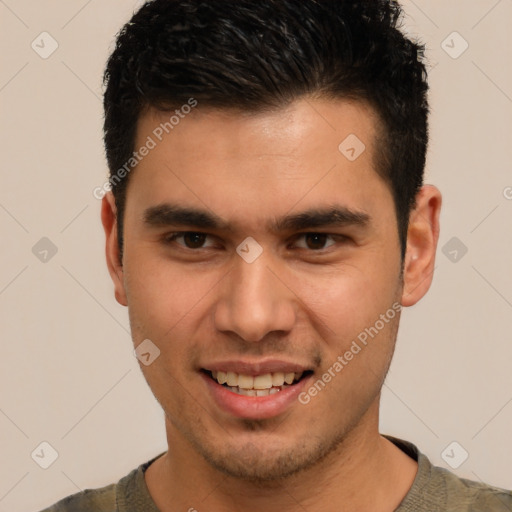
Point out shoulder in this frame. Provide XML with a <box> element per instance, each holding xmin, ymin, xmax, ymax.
<box><xmin>429</xmin><ymin>463</ymin><xmax>512</xmax><ymax>511</ymax></box>
<box><xmin>384</xmin><ymin>435</ymin><xmax>512</xmax><ymax>511</ymax></box>
<box><xmin>38</xmin><ymin>483</ymin><xmax>117</xmax><ymax>512</ymax></box>
<box><xmin>37</xmin><ymin>452</ymin><xmax>164</xmax><ymax>512</ymax></box>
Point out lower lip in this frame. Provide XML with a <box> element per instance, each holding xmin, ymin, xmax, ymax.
<box><xmin>201</xmin><ymin>372</ymin><xmax>312</xmax><ymax>420</ymax></box>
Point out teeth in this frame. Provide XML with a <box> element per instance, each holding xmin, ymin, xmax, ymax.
<box><xmin>272</xmin><ymin>372</ymin><xmax>284</xmax><ymax>386</ymax></box>
<box><xmin>253</xmin><ymin>374</ymin><xmax>273</xmax><ymax>389</ymax></box>
<box><xmin>232</xmin><ymin>387</ymin><xmax>279</xmax><ymax>397</ymax></box>
<box><xmin>211</xmin><ymin>370</ymin><xmax>305</xmax><ymax>391</ymax></box>
<box><xmin>238</xmin><ymin>374</ymin><xmax>254</xmax><ymax>389</ymax></box>
<box><xmin>284</xmin><ymin>372</ymin><xmax>295</xmax><ymax>385</ymax></box>
<box><xmin>226</xmin><ymin>371</ymin><xmax>238</xmax><ymax>386</ymax></box>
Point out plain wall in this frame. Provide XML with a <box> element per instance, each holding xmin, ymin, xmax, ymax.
<box><xmin>0</xmin><ymin>1</ymin><xmax>511</xmax><ymax>510</ymax></box>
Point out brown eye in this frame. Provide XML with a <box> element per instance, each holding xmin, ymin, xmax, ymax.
<box><xmin>304</xmin><ymin>233</ymin><xmax>329</xmax><ymax>250</ymax></box>
<box><xmin>294</xmin><ymin>233</ymin><xmax>337</xmax><ymax>251</ymax></box>
<box><xmin>163</xmin><ymin>232</ymin><xmax>213</xmax><ymax>249</ymax></box>
<box><xmin>182</xmin><ymin>232</ymin><xmax>207</xmax><ymax>248</ymax></box>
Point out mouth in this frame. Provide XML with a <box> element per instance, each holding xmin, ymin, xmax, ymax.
<box><xmin>201</xmin><ymin>369</ymin><xmax>314</xmax><ymax>397</ymax></box>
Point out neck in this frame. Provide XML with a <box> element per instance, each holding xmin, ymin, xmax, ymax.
<box><xmin>145</xmin><ymin>400</ymin><xmax>418</xmax><ymax>512</ymax></box>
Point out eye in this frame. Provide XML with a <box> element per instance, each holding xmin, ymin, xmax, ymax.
<box><xmin>163</xmin><ymin>232</ymin><xmax>215</xmax><ymax>249</ymax></box>
<box><xmin>293</xmin><ymin>233</ymin><xmax>340</xmax><ymax>251</ymax></box>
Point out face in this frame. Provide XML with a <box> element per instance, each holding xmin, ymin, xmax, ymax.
<box><xmin>103</xmin><ymin>98</ymin><xmax>435</xmax><ymax>482</ymax></box>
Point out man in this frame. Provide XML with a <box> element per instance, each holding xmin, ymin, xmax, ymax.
<box><xmin>41</xmin><ymin>0</ymin><xmax>511</xmax><ymax>511</ymax></box>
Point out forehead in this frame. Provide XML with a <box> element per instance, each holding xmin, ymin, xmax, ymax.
<box><xmin>137</xmin><ymin>97</ymin><xmax>380</xmax><ymax>162</ymax></box>
<box><xmin>126</xmin><ymin>98</ymin><xmax>393</xmax><ymax>232</ymax></box>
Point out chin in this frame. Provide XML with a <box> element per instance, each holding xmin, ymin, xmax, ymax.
<box><xmin>191</xmin><ymin>432</ymin><xmax>341</xmax><ymax>484</ymax></box>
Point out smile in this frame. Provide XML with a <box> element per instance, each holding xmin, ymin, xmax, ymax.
<box><xmin>200</xmin><ymin>361</ymin><xmax>314</xmax><ymax>419</ymax></box>
<box><xmin>206</xmin><ymin>370</ymin><xmax>308</xmax><ymax>397</ymax></box>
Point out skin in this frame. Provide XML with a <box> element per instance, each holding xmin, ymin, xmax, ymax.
<box><xmin>102</xmin><ymin>97</ymin><xmax>441</xmax><ymax>512</ymax></box>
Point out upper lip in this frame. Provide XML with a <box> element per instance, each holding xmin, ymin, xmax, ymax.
<box><xmin>202</xmin><ymin>359</ymin><xmax>312</xmax><ymax>375</ymax></box>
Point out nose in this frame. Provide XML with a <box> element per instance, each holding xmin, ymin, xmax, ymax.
<box><xmin>214</xmin><ymin>252</ymin><xmax>296</xmax><ymax>343</ymax></box>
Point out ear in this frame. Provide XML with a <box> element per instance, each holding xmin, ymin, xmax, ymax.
<box><xmin>401</xmin><ymin>185</ymin><xmax>442</xmax><ymax>307</ymax></box>
<box><xmin>101</xmin><ymin>192</ymin><xmax>128</xmax><ymax>306</ymax></box>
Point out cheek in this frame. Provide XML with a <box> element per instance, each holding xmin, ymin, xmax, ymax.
<box><xmin>294</xmin><ymin>256</ymin><xmax>400</xmax><ymax>346</ymax></box>
<box><xmin>123</xmin><ymin>252</ymin><xmax>218</xmax><ymax>337</ymax></box>
<box><xmin>123</xmin><ymin>260</ymin><xmax>210</xmax><ymax>408</ymax></box>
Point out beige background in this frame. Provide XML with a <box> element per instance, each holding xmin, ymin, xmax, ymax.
<box><xmin>1</xmin><ymin>1</ymin><xmax>511</xmax><ymax>510</ymax></box>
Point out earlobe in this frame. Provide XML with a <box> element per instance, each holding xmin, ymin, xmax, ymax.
<box><xmin>401</xmin><ymin>185</ymin><xmax>442</xmax><ymax>307</ymax></box>
<box><xmin>101</xmin><ymin>192</ymin><xmax>128</xmax><ymax>307</ymax></box>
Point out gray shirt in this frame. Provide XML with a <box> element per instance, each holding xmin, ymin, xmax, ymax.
<box><xmin>39</xmin><ymin>435</ymin><xmax>512</xmax><ymax>511</ymax></box>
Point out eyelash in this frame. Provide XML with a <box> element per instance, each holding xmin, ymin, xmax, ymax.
<box><xmin>161</xmin><ymin>231</ymin><xmax>349</xmax><ymax>252</ymax></box>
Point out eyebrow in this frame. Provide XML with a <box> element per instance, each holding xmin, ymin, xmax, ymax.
<box><xmin>142</xmin><ymin>203</ymin><xmax>371</xmax><ymax>233</ymax></box>
<box><xmin>271</xmin><ymin>206</ymin><xmax>370</xmax><ymax>232</ymax></box>
<box><xmin>143</xmin><ymin>204</ymin><xmax>230</xmax><ymax>230</ymax></box>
